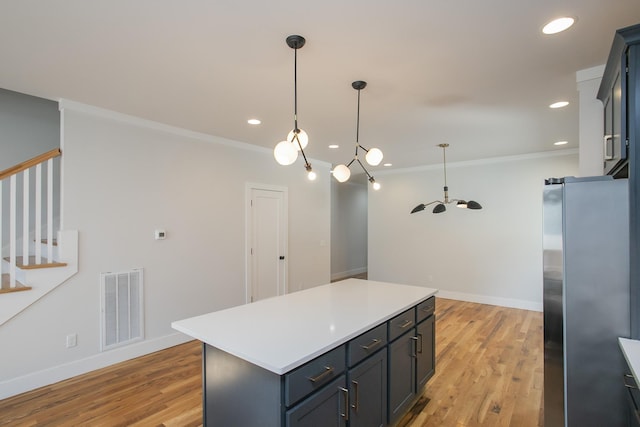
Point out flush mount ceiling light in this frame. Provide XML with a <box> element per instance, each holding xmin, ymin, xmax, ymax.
<box><xmin>410</xmin><ymin>143</ymin><xmax>482</xmax><ymax>214</ymax></box>
<box><xmin>549</xmin><ymin>101</ymin><xmax>569</xmax><ymax>109</ymax></box>
<box><xmin>542</xmin><ymin>17</ymin><xmax>575</xmax><ymax>35</ymax></box>
<box><xmin>332</xmin><ymin>81</ymin><xmax>383</xmax><ymax>190</ymax></box>
<box><xmin>273</xmin><ymin>35</ymin><xmax>315</xmax><ymax>181</ymax></box>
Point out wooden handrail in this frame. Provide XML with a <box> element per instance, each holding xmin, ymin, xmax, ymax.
<box><xmin>0</xmin><ymin>148</ymin><xmax>61</xmax><ymax>181</ymax></box>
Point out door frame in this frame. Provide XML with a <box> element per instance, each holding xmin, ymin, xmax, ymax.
<box><xmin>245</xmin><ymin>183</ymin><xmax>289</xmax><ymax>304</ymax></box>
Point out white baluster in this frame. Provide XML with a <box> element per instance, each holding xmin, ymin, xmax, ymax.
<box><xmin>47</xmin><ymin>158</ymin><xmax>53</xmax><ymax>262</ymax></box>
<box><xmin>35</xmin><ymin>164</ymin><xmax>42</xmax><ymax>264</ymax></box>
<box><xmin>23</xmin><ymin>169</ymin><xmax>30</xmax><ymax>267</ymax></box>
<box><xmin>10</xmin><ymin>175</ymin><xmax>16</xmax><ymax>287</ymax></box>
<box><xmin>0</xmin><ymin>181</ymin><xmax>3</xmax><ymax>280</ymax></box>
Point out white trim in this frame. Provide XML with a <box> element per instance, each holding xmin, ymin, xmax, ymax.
<box><xmin>0</xmin><ymin>332</ymin><xmax>193</xmax><ymax>400</ymax></box>
<box><xmin>58</xmin><ymin>99</ymin><xmax>333</xmax><ymax>168</ymax></box>
<box><xmin>436</xmin><ymin>289</ymin><xmax>542</xmax><ymax>312</ymax></box>
<box><xmin>376</xmin><ymin>148</ymin><xmax>579</xmax><ymax>176</ymax></box>
<box><xmin>331</xmin><ymin>267</ymin><xmax>367</xmax><ymax>282</ymax></box>
<box><xmin>576</xmin><ymin>64</ymin><xmax>605</xmax><ymax>83</ymax></box>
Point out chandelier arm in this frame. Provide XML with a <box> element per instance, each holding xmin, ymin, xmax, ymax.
<box><xmin>356</xmin><ymin>158</ymin><xmax>374</xmax><ymax>181</ymax></box>
<box><xmin>346</xmin><ymin>159</ymin><xmax>355</xmax><ymax>168</ymax></box>
<box><xmin>442</xmin><ymin>144</ymin><xmax>447</xmax><ymax>188</ymax></box>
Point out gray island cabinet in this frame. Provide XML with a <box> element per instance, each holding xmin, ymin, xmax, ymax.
<box><xmin>172</xmin><ymin>279</ymin><xmax>437</xmax><ymax>426</ymax></box>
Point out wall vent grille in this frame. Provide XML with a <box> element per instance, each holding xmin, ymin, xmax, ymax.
<box><xmin>100</xmin><ymin>268</ymin><xmax>144</xmax><ymax>351</ymax></box>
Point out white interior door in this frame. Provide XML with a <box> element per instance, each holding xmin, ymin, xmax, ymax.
<box><xmin>247</xmin><ymin>185</ymin><xmax>287</xmax><ymax>302</ymax></box>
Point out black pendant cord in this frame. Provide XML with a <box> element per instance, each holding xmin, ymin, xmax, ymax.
<box><xmin>293</xmin><ymin>47</ymin><xmax>298</xmax><ymax>133</ymax></box>
<box><xmin>290</xmin><ymin>41</ymin><xmax>310</xmax><ymax>170</ymax></box>
<box><xmin>442</xmin><ymin>144</ymin><xmax>448</xmax><ymax>188</ymax></box>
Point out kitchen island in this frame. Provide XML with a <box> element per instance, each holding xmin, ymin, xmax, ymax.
<box><xmin>172</xmin><ymin>278</ymin><xmax>438</xmax><ymax>426</ymax></box>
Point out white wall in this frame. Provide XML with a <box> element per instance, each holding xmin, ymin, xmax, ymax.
<box><xmin>331</xmin><ymin>176</ymin><xmax>368</xmax><ymax>280</ymax></box>
<box><xmin>368</xmin><ymin>151</ymin><xmax>578</xmax><ymax>311</ymax></box>
<box><xmin>0</xmin><ymin>101</ymin><xmax>331</xmax><ymax>397</ymax></box>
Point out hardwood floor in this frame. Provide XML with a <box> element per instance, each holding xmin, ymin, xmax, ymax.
<box><xmin>0</xmin><ymin>298</ymin><xmax>543</xmax><ymax>426</ymax></box>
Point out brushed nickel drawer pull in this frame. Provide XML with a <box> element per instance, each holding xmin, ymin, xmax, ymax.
<box><xmin>624</xmin><ymin>374</ymin><xmax>638</xmax><ymax>389</ymax></box>
<box><xmin>410</xmin><ymin>336</ymin><xmax>419</xmax><ymax>358</ymax></box>
<box><xmin>421</xmin><ymin>305</ymin><xmax>434</xmax><ymax>312</ymax></box>
<box><xmin>360</xmin><ymin>338</ymin><xmax>381</xmax><ymax>350</ymax></box>
<box><xmin>308</xmin><ymin>366</ymin><xmax>334</xmax><ymax>383</ymax></box>
<box><xmin>351</xmin><ymin>380</ymin><xmax>359</xmax><ymax>412</ymax></box>
<box><xmin>339</xmin><ymin>387</ymin><xmax>349</xmax><ymax>421</ymax></box>
<box><xmin>398</xmin><ymin>319</ymin><xmax>413</xmax><ymax>329</ymax></box>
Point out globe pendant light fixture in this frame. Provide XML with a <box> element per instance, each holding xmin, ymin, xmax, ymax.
<box><xmin>273</xmin><ymin>35</ymin><xmax>315</xmax><ymax>180</ymax></box>
<box><xmin>332</xmin><ymin>80</ymin><xmax>383</xmax><ymax>190</ymax></box>
<box><xmin>410</xmin><ymin>143</ymin><xmax>482</xmax><ymax>214</ymax></box>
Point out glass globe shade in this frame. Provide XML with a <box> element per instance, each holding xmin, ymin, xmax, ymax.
<box><xmin>372</xmin><ymin>182</ymin><xmax>381</xmax><ymax>191</ymax></box>
<box><xmin>287</xmin><ymin>129</ymin><xmax>309</xmax><ymax>150</ymax></box>
<box><xmin>308</xmin><ymin>170</ymin><xmax>317</xmax><ymax>181</ymax></box>
<box><xmin>332</xmin><ymin>164</ymin><xmax>351</xmax><ymax>182</ymax></box>
<box><xmin>274</xmin><ymin>140</ymin><xmax>298</xmax><ymax>165</ymax></box>
<box><xmin>365</xmin><ymin>148</ymin><xmax>383</xmax><ymax>166</ymax></box>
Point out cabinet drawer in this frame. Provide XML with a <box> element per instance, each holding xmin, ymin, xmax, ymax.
<box><xmin>417</xmin><ymin>297</ymin><xmax>435</xmax><ymax>323</ymax></box>
<box><xmin>388</xmin><ymin>307</ymin><xmax>416</xmax><ymax>342</ymax></box>
<box><xmin>347</xmin><ymin>323</ymin><xmax>387</xmax><ymax>367</ymax></box>
<box><xmin>285</xmin><ymin>344</ymin><xmax>346</xmax><ymax>407</ymax></box>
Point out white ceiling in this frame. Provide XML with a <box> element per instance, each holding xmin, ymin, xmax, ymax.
<box><xmin>1</xmin><ymin>1</ymin><xmax>639</xmax><ymax>171</ymax></box>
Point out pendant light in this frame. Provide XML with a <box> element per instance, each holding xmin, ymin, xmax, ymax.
<box><xmin>273</xmin><ymin>35</ymin><xmax>315</xmax><ymax>180</ymax></box>
<box><xmin>410</xmin><ymin>143</ymin><xmax>482</xmax><ymax>214</ymax></box>
<box><xmin>332</xmin><ymin>80</ymin><xmax>383</xmax><ymax>190</ymax></box>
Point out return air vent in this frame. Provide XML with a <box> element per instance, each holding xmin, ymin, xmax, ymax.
<box><xmin>100</xmin><ymin>268</ymin><xmax>144</xmax><ymax>351</ymax></box>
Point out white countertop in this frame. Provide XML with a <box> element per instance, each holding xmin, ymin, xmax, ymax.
<box><xmin>172</xmin><ymin>279</ymin><xmax>437</xmax><ymax>375</ymax></box>
<box><xmin>619</xmin><ymin>337</ymin><xmax>640</xmax><ymax>379</ymax></box>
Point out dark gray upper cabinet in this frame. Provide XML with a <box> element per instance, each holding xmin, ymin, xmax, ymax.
<box><xmin>599</xmin><ymin>24</ymin><xmax>640</xmax><ymax>340</ymax></box>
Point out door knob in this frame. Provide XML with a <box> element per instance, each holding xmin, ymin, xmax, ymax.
<box><xmin>279</xmin><ymin>256</ymin><xmax>285</xmax><ymax>260</ymax></box>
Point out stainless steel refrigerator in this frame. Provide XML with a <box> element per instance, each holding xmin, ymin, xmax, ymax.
<box><xmin>543</xmin><ymin>176</ymin><xmax>630</xmax><ymax>427</ymax></box>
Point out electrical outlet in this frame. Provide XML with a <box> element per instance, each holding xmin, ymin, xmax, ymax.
<box><xmin>66</xmin><ymin>333</ymin><xmax>77</xmax><ymax>348</ymax></box>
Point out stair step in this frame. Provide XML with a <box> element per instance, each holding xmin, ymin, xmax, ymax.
<box><xmin>0</xmin><ymin>274</ymin><xmax>31</xmax><ymax>294</ymax></box>
<box><xmin>38</xmin><ymin>239</ymin><xmax>58</xmax><ymax>246</ymax></box>
<box><xmin>3</xmin><ymin>256</ymin><xmax>68</xmax><ymax>270</ymax></box>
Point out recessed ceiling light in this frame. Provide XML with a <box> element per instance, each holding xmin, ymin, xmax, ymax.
<box><xmin>328</xmin><ymin>144</ymin><xmax>339</xmax><ymax>149</ymax></box>
<box><xmin>554</xmin><ymin>140</ymin><xmax>569</xmax><ymax>146</ymax></box>
<box><xmin>543</xmin><ymin>17</ymin><xmax>575</xmax><ymax>35</ymax></box>
<box><xmin>383</xmin><ymin>163</ymin><xmax>392</xmax><ymax>167</ymax></box>
<box><xmin>549</xmin><ymin>101</ymin><xmax>569</xmax><ymax>109</ymax></box>
<box><xmin>247</xmin><ymin>119</ymin><xmax>261</xmax><ymax>125</ymax></box>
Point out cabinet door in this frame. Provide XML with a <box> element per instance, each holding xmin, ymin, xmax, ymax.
<box><xmin>348</xmin><ymin>349</ymin><xmax>387</xmax><ymax>427</ymax></box>
<box><xmin>416</xmin><ymin>315</ymin><xmax>435</xmax><ymax>389</ymax></box>
<box><xmin>388</xmin><ymin>330</ymin><xmax>416</xmax><ymax>425</ymax></box>
<box><xmin>286</xmin><ymin>375</ymin><xmax>347</xmax><ymax>427</ymax></box>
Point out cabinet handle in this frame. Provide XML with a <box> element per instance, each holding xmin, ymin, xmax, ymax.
<box><xmin>339</xmin><ymin>387</ymin><xmax>349</xmax><ymax>421</ymax></box>
<box><xmin>417</xmin><ymin>333</ymin><xmax>424</xmax><ymax>354</ymax></box>
<box><xmin>307</xmin><ymin>366</ymin><xmax>334</xmax><ymax>383</ymax></box>
<box><xmin>624</xmin><ymin>373</ymin><xmax>637</xmax><ymax>389</ymax></box>
<box><xmin>351</xmin><ymin>380</ymin><xmax>359</xmax><ymax>412</ymax></box>
<box><xmin>398</xmin><ymin>319</ymin><xmax>413</xmax><ymax>329</ymax></box>
<box><xmin>410</xmin><ymin>336</ymin><xmax>418</xmax><ymax>358</ymax></box>
<box><xmin>360</xmin><ymin>338</ymin><xmax>381</xmax><ymax>351</ymax></box>
<box><xmin>604</xmin><ymin>135</ymin><xmax>614</xmax><ymax>160</ymax></box>
<box><xmin>421</xmin><ymin>305</ymin><xmax>434</xmax><ymax>312</ymax></box>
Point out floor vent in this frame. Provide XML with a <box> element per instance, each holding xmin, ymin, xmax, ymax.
<box><xmin>100</xmin><ymin>268</ymin><xmax>144</xmax><ymax>351</ymax></box>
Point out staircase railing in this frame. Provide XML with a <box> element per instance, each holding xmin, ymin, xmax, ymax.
<box><xmin>0</xmin><ymin>148</ymin><xmax>61</xmax><ymax>291</ymax></box>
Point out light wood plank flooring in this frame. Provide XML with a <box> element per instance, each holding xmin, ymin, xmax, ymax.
<box><xmin>0</xmin><ymin>298</ymin><xmax>543</xmax><ymax>426</ymax></box>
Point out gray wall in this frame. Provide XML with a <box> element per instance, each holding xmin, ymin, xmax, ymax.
<box><xmin>0</xmin><ymin>88</ymin><xmax>59</xmax><ymax>169</ymax></box>
<box><xmin>0</xmin><ymin>88</ymin><xmax>60</xmax><ymax>251</ymax></box>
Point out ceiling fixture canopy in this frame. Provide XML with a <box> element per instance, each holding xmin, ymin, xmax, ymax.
<box><xmin>273</xmin><ymin>35</ymin><xmax>315</xmax><ymax>181</ymax></box>
<box><xmin>332</xmin><ymin>80</ymin><xmax>383</xmax><ymax>190</ymax></box>
<box><xmin>410</xmin><ymin>143</ymin><xmax>482</xmax><ymax>214</ymax></box>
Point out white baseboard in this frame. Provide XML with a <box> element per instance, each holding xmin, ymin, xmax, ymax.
<box><xmin>0</xmin><ymin>332</ymin><xmax>193</xmax><ymax>400</ymax></box>
<box><xmin>436</xmin><ymin>289</ymin><xmax>542</xmax><ymax>312</ymax></box>
<box><xmin>331</xmin><ymin>267</ymin><xmax>367</xmax><ymax>282</ymax></box>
